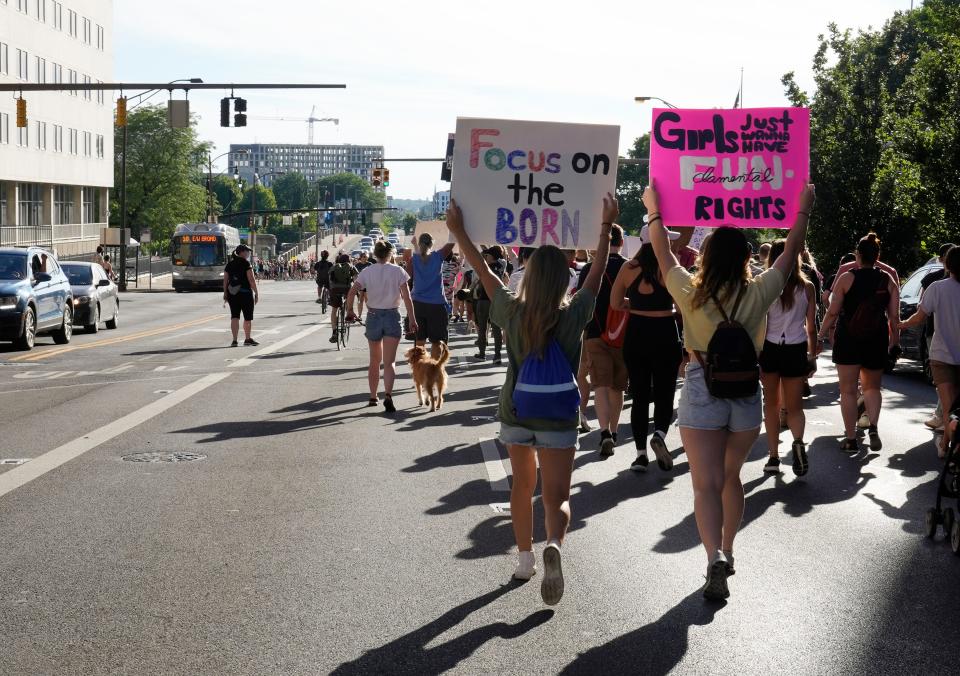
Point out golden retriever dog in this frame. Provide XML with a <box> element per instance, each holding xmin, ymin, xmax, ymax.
<box><xmin>405</xmin><ymin>342</ymin><xmax>450</xmax><ymax>411</ymax></box>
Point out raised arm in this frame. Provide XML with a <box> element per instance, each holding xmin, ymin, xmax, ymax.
<box><xmin>445</xmin><ymin>199</ymin><xmax>504</xmax><ymax>302</ymax></box>
<box><xmin>579</xmin><ymin>193</ymin><xmax>618</xmax><ymax>295</ymax></box>
<box><xmin>438</xmin><ymin>241</ymin><xmax>456</xmax><ymax>259</ymax></box>
<box><xmin>772</xmin><ymin>183</ymin><xmax>816</xmax><ymax>279</ymax></box>
<box><xmin>642</xmin><ymin>183</ymin><xmax>680</xmax><ymax>272</ymax></box>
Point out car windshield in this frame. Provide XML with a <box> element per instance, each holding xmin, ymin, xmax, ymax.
<box><xmin>901</xmin><ymin>267</ymin><xmax>931</xmax><ymax>300</ymax></box>
<box><xmin>0</xmin><ymin>253</ymin><xmax>27</xmax><ymax>280</ymax></box>
<box><xmin>62</xmin><ymin>265</ymin><xmax>93</xmax><ymax>285</ymax></box>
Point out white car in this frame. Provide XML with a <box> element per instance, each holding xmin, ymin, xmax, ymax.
<box><xmin>358</xmin><ymin>237</ymin><xmax>375</xmax><ymax>253</ymax></box>
<box><xmin>367</xmin><ymin>230</ymin><xmax>383</xmax><ymax>239</ymax></box>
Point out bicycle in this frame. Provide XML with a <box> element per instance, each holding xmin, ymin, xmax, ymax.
<box><xmin>318</xmin><ymin>285</ymin><xmax>329</xmax><ymax>313</ymax></box>
<box><xmin>336</xmin><ymin>303</ymin><xmax>350</xmax><ymax>350</ymax></box>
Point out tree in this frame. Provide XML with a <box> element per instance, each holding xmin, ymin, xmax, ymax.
<box><xmin>782</xmin><ymin>0</ymin><xmax>960</xmax><ymax>273</ymax></box>
<box><xmin>110</xmin><ymin>105</ymin><xmax>210</xmax><ymax>243</ymax></box>
<box><xmin>272</xmin><ymin>172</ymin><xmax>310</xmax><ymax>210</ymax></box>
<box><xmin>236</xmin><ymin>184</ymin><xmax>280</xmax><ymax>231</ymax></box>
<box><xmin>615</xmin><ymin>134</ymin><xmax>651</xmax><ymax>234</ymax></box>
<box><xmin>312</xmin><ymin>172</ymin><xmax>387</xmax><ymax>211</ymax></box>
<box><xmin>210</xmin><ymin>175</ymin><xmax>242</xmax><ymax>220</ymax></box>
<box><xmin>402</xmin><ymin>213</ymin><xmax>418</xmax><ymax>233</ymax></box>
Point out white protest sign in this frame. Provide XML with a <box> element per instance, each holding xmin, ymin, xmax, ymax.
<box><xmin>450</xmin><ymin>118</ymin><xmax>619</xmax><ymax>248</ymax></box>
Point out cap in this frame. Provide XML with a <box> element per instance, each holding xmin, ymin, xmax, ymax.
<box><xmin>639</xmin><ymin>223</ymin><xmax>680</xmax><ymax>244</ymax></box>
<box><xmin>235</xmin><ymin>244</ymin><xmax>252</xmax><ymax>254</ymax></box>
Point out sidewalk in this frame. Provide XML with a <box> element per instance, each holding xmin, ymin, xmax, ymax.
<box><xmin>122</xmin><ymin>273</ymin><xmax>173</xmax><ymax>293</ymax></box>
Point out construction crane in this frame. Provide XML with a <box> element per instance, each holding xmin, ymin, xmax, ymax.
<box><xmin>248</xmin><ymin>106</ymin><xmax>339</xmax><ymax>144</ymax></box>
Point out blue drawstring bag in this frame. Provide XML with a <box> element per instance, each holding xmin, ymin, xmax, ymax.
<box><xmin>512</xmin><ymin>338</ymin><xmax>581</xmax><ymax>421</ymax></box>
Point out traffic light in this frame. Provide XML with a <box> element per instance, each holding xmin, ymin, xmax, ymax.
<box><xmin>233</xmin><ymin>98</ymin><xmax>247</xmax><ymax>127</ymax></box>
<box><xmin>16</xmin><ymin>98</ymin><xmax>27</xmax><ymax>128</ymax></box>
<box><xmin>383</xmin><ymin>169</ymin><xmax>390</xmax><ymax>187</ymax></box>
<box><xmin>220</xmin><ymin>98</ymin><xmax>230</xmax><ymax>127</ymax></box>
<box><xmin>371</xmin><ymin>168</ymin><xmax>382</xmax><ymax>188</ymax></box>
<box><xmin>115</xmin><ymin>97</ymin><xmax>127</xmax><ymax>127</ymax></box>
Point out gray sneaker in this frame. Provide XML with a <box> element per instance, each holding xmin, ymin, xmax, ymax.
<box><xmin>702</xmin><ymin>553</ymin><xmax>730</xmax><ymax>601</ymax></box>
<box><xmin>650</xmin><ymin>432</ymin><xmax>673</xmax><ymax>471</ymax></box>
<box><xmin>541</xmin><ymin>543</ymin><xmax>564</xmax><ymax>606</ymax></box>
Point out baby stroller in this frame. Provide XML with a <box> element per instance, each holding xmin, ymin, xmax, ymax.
<box><xmin>924</xmin><ymin>399</ymin><xmax>960</xmax><ymax>555</ymax></box>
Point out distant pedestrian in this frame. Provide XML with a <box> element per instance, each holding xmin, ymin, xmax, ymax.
<box><xmin>818</xmin><ymin>233</ymin><xmax>900</xmax><ymax>453</ymax></box>
<box><xmin>223</xmin><ymin>244</ymin><xmax>260</xmax><ymax>347</ymax></box>
<box><xmin>473</xmin><ymin>246</ymin><xmax>508</xmax><ymax>364</ymax></box>
<box><xmin>446</xmin><ymin>193</ymin><xmax>617</xmax><ymax>607</ymax></box>
<box><xmin>644</xmin><ymin>180</ymin><xmax>815</xmax><ymax>601</ymax></box>
<box><xmin>408</xmin><ymin>232</ymin><xmax>455</xmax><ymax>351</ymax></box>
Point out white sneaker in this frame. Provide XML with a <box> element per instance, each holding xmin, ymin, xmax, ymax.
<box><xmin>857</xmin><ymin>412</ymin><xmax>871</xmax><ymax>429</ymax></box>
<box><xmin>541</xmin><ymin>542</ymin><xmax>564</xmax><ymax>605</ymax></box>
<box><xmin>513</xmin><ymin>550</ymin><xmax>537</xmax><ymax>581</ymax></box>
<box><xmin>925</xmin><ymin>415</ymin><xmax>943</xmax><ymax>430</ymax></box>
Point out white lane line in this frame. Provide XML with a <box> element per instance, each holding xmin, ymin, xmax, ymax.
<box><xmin>228</xmin><ymin>324</ymin><xmax>322</xmax><ymax>368</ymax></box>
<box><xmin>0</xmin><ymin>372</ymin><xmax>231</xmax><ymax>501</ymax></box>
<box><xmin>480</xmin><ymin>437</ymin><xmax>510</xmax><ymax>493</ymax></box>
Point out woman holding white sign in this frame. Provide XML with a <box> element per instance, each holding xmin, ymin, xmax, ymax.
<box><xmin>643</xmin><ymin>181</ymin><xmax>815</xmax><ymax>601</ymax></box>
<box><xmin>445</xmin><ymin>194</ymin><xmax>617</xmax><ymax>607</ymax></box>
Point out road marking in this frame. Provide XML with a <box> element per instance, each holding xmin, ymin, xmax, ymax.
<box><xmin>0</xmin><ymin>372</ymin><xmax>231</xmax><ymax>501</ymax></box>
<box><xmin>10</xmin><ymin>314</ymin><xmax>220</xmax><ymax>362</ymax></box>
<box><xmin>1</xmin><ymin>459</ymin><xmax>30</xmax><ymax>466</ymax></box>
<box><xmin>103</xmin><ymin>362</ymin><xmax>137</xmax><ymax>373</ymax></box>
<box><xmin>228</xmin><ymin>324</ymin><xmax>322</xmax><ymax>368</ymax></box>
<box><xmin>480</xmin><ymin>437</ymin><xmax>510</xmax><ymax>493</ymax></box>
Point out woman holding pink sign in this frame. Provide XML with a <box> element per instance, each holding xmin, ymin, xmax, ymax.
<box><xmin>643</xmin><ymin>180</ymin><xmax>815</xmax><ymax>601</ymax></box>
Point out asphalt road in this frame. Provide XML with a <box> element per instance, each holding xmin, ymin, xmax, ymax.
<box><xmin>0</xmin><ymin>281</ymin><xmax>958</xmax><ymax>675</ymax></box>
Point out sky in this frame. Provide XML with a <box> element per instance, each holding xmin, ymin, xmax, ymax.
<box><xmin>114</xmin><ymin>0</ymin><xmax>915</xmax><ymax>200</ymax></box>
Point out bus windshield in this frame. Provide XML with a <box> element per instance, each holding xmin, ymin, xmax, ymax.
<box><xmin>173</xmin><ymin>235</ymin><xmax>226</xmax><ymax>267</ymax></box>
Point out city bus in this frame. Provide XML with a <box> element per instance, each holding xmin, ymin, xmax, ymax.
<box><xmin>171</xmin><ymin>222</ymin><xmax>240</xmax><ymax>291</ymax></box>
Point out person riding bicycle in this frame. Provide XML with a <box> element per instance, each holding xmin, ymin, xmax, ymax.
<box><xmin>329</xmin><ymin>253</ymin><xmax>358</xmax><ymax>343</ymax></box>
<box><xmin>314</xmin><ymin>250</ymin><xmax>333</xmax><ymax>305</ymax></box>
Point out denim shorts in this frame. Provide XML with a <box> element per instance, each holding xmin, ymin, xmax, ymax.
<box><xmin>677</xmin><ymin>363</ymin><xmax>762</xmax><ymax>432</ymax></box>
<box><xmin>500</xmin><ymin>423</ymin><xmax>579</xmax><ymax>450</ymax></box>
<box><xmin>365</xmin><ymin>308</ymin><xmax>402</xmax><ymax>341</ymax></box>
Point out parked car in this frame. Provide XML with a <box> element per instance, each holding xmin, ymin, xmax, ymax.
<box><xmin>60</xmin><ymin>261</ymin><xmax>119</xmax><ymax>333</ymax></box>
<box><xmin>898</xmin><ymin>261</ymin><xmax>942</xmax><ymax>381</ymax></box>
<box><xmin>0</xmin><ymin>247</ymin><xmax>74</xmax><ymax>350</ymax></box>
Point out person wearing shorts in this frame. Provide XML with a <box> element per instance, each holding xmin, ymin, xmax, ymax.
<box><xmin>222</xmin><ymin>244</ymin><xmax>260</xmax><ymax>347</ymax></box>
<box><xmin>409</xmin><ymin>232</ymin><xmax>455</xmax><ymax>349</ymax></box>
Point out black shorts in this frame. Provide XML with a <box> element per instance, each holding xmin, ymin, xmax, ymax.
<box><xmin>759</xmin><ymin>340</ymin><xmax>809</xmax><ymax>378</ymax></box>
<box><xmin>316</xmin><ymin>278</ymin><xmax>329</xmax><ymax>289</ymax></box>
<box><xmin>227</xmin><ymin>292</ymin><xmax>254</xmax><ymax>321</ymax></box>
<box><xmin>832</xmin><ymin>332</ymin><xmax>888</xmax><ymax>370</ymax></box>
<box><xmin>414</xmin><ymin>301</ymin><xmax>449</xmax><ymax>343</ymax></box>
<box><xmin>329</xmin><ymin>290</ymin><xmax>347</xmax><ymax>308</ymax></box>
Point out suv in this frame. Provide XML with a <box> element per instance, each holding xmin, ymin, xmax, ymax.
<box><xmin>0</xmin><ymin>247</ymin><xmax>74</xmax><ymax>350</ymax></box>
<box><xmin>898</xmin><ymin>261</ymin><xmax>942</xmax><ymax>381</ymax></box>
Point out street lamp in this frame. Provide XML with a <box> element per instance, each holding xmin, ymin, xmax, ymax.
<box><xmin>634</xmin><ymin>95</ymin><xmax>679</xmax><ymax>109</ymax></box>
<box><xmin>118</xmin><ymin>77</ymin><xmax>203</xmax><ymax>291</ymax></box>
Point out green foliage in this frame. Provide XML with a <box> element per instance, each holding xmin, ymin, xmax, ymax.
<box><xmin>272</xmin><ymin>172</ymin><xmax>311</xmax><ymax>210</ymax></box>
<box><xmin>311</xmin><ymin>172</ymin><xmax>387</xmax><ymax>211</ymax></box>
<box><xmin>615</xmin><ymin>134</ymin><xmax>651</xmax><ymax>234</ymax></box>
<box><xmin>110</xmin><ymin>105</ymin><xmax>210</xmax><ymax>241</ymax></box>
<box><xmin>402</xmin><ymin>213</ymin><xmax>418</xmax><ymax>232</ymax></box>
<box><xmin>210</xmin><ymin>175</ymin><xmax>242</xmax><ymax>218</ymax></box>
<box><xmin>237</xmin><ymin>184</ymin><xmax>280</xmax><ymax>231</ymax></box>
<box><xmin>785</xmin><ymin>0</ymin><xmax>960</xmax><ymax>274</ymax></box>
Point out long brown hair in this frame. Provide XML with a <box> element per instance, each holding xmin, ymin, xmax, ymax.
<box><xmin>514</xmin><ymin>245</ymin><xmax>570</xmax><ymax>358</ymax></box>
<box><xmin>766</xmin><ymin>238</ymin><xmax>808</xmax><ymax>310</ymax></box>
<box><xmin>690</xmin><ymin>226</ymin><xmax>752</xmax><ymax>309</ymax></box>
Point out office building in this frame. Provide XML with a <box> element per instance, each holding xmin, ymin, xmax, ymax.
<box><xmin>0</xmin><ymin>0</ymin><xmax>114</xmax><ymax>257</ymax></box>
<box><xmin>230</xmin><ymin>142</ymin><xmax>385</xmax><ymax>189</ymax></box>
<box><xmin>433</xmin><ymin>189</ymin><xmax>450</xmax><ymax>218</ymax></box>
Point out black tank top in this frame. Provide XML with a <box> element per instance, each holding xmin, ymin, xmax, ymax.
<box><xmin>628</xmin><ymin>271</ymin><xmax>673</xmax><ymax>312</ymax></box>
<box><xmin>841</xmin><ymin>267</ymin><xmax>890</xmax><ymax>320</ymax></box>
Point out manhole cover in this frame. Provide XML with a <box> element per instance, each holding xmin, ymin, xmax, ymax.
<box><xmin>122</xmin><ymin>452</ymin><xmax>207</xmax><ymax>463</ymax></box>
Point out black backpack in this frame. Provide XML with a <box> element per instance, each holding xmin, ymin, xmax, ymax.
<box><xmin>695</xmin><ymin>286</ymin><xmax>760</xmax><ymax>399</ymax></box>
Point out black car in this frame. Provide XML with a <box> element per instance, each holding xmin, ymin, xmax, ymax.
<box><xmin>60</xmin><ymin>261</ymin><xmax>120</xmax><ymax>333</ymax></box>
<box><xmin>898</xmin><ymin>262</ymin><xmax>942</xmax><ymax>381</ymax></box>
<box><xmin>0</xmin><ymin>247</ymin><xmax>74</xmax><ymax>350</ymax></box>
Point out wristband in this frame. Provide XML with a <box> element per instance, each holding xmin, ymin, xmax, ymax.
<box><xmin>601</xmin><ymin>222</ymin><xmax>613</xmax><ymax>227</ymax></box>
<box><xmin>648</xmin><ymin>215</ymin><xmax>663</xmax><ymax>224</ymax></box>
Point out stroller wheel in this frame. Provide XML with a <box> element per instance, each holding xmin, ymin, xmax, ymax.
<box><xmin>944</xmin><ymin>508</ymin><xmax>956</xmax><ymax>540</ymax></box>
<box><xmin>925</xmin><ymin>508</ymin><xmax>939</xmax><ymax>539</ymax></box>
<box><xmin>951</xmin><ymin>520</ymin><xmax>960</xmax><ymax>555</ymax></box>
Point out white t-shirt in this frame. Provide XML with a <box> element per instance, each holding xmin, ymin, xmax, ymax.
<box><xmin>920</xmin><ymin>277</ymin><xmax>960</xmax><ymax>365</ymax></box>
<box><xmin>356</xmin><ymin>262</ymin><xmax>410</xmax><ymax>310</ymax></box>
<box><xmin>508</xmin><ymin>267</ymin><xmax>525</xmax><ymax>294</ymax></box>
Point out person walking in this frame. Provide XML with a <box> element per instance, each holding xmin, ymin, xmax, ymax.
<box><xmin>578</xmin><ymin>225</ymin><xmax>628</xmax><ymax>456</ymax></box>
<box><xmin>644</xmin><ymin>180</ymin><xmax>815</xmax><ymax>601</ymax></box>
<box><xmin>409</xmin><ymin>232</ymin><xmax>455</xmax><ymax>351</ymax></box>
<box><xmin>902</xmin><ymin>245</ymin><xmax>960</xmax><ymax>458</ymax></box>
<box><xmin>445</xmin><ymin>194</ymin><xmax>616</xmax><ymax>606</ymax></box>
<box><xmin>473</xmin><ymin>246</ymin><xmax>507</xmax><ymax>364</ymax></box>
<box><xmin>223</xmin><ymin>244</ymin><xmax>260</xmax><ymax>347</ymax></box>
<box><xmin>610</xmin><ymin>238</ymin><xmax>682</xmax><ymax>472</ymax></box>
<box><xmin>758</xmin><ymin>239</ymin><xmax>817</xmax><ymax>476</ymax></box>
<box><xmin>346</xmin><ymin>240</ymin><xmax>417</xmax><ymax>413</ymax></box>
<box><xmin>818</xmin><ymin>233</ymin><xmax>900</xmax><ymax>453</ymax></box>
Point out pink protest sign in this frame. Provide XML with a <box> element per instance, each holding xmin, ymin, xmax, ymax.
<box><xmin>649</xmin><ymin>107</ymin><xmax>810</xmax><ymax>229</ymax></box>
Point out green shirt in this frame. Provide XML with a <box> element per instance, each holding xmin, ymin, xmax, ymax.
<box><xmin>490</xmin><ymin>285</ymin><xmax>596</xmax><ymax>431</ymax></box>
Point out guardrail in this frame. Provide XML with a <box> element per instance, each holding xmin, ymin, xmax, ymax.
<box><xmin>0</xmin><ymin>223</ymin><xmax>105</xmax><ymax>247</ymax></box>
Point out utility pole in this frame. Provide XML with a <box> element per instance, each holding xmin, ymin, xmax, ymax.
<box><xmin>119</xmin><ymin>122</ymin><xmax>128</xmax><ymax>291</ymax></box>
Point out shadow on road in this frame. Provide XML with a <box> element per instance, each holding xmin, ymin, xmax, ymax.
<box><xmin>330</xmin><ymin>581</ymin><xmax>551</xmax><ymax>675</ymax></box>
<box><xmin>559</xmin><ymin>590</ymin><xmax>723</xmax><ymax>675</ymax></box>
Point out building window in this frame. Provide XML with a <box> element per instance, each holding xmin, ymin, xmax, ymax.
<box><xmin>34</xmin><ymin>55</ymin><xmax>46</xmax><ymax>83</ymax></box>
<box><xmin>96</xmin><ymin>134</ymin><xmax>104</xmax><ymax>158</ymax></box>
<box><xmin>69</xmin><ymin>127</ymin><xmax>77</xmax><ymax>155</ymax></box>
<box><xmin>96</xmin><ymin>81</ymin><xmax>104</xmax><ymax>105</ymax></box>
<box><xmin>52</xmin><ymin>1</ymin><xmax>61</xmax><ymax>30</ymax></box>
<box><xmin>82</xmin><ymin>188</ymin><xmax>95</xmax><ymax>223</ymax></box>
<box><xmin>97</xmin><ymin>24</ymin><xmax>104</xmax><ymax>51</ymax></box>
<box><xmin>16</xmin><ymin>48</ymin><xmax>28</xmax><ymax>80</ymax></box>
<box><xmin>0</xmin><ymin>183</ymin><xmax>6</xmax><ymax>227</ymax></box>
<box><xmin>17</xmin><ymin>0</ymin><xmax>27</xmax><ymax>12</ymax></box>
<box><xmin>83</xmin><ymin>131</ymin><xmax>91</xmax><ymax>157</ymax></box>
<box><xmin>83</xmin><ymin>74</ymin><xmax>91</xmax><ymax>101</ymax></box>
<box><xmin>68</xmin><ymin>69</ymin><xmax>77</xmax><ymax>96</ymax></box>
<box><xmin>52</xmin><ymin>62</ymin><xmax>62</xmax><ymax>84</ymax></box>
<box><xmin>34</xmin><ymin>0</ymin><xmax>45</xmax><ymax>22</ymax></box>
<box><xmin>17</xmin><ymin>124</ymin><xmax>28</xmax><ymax>148</ymax></box>
<box><xmin>36</xmin><ymin>120</ymin><xmax>46</xmax><ymax>150</ymax></box>
<box><xmin>0</xmin><ymin>112</ymin><xmax>8</xmax><ymax>145</ymax></box>
<box><xmin>68</xmin><ymin>8</ymin><xmax>77</xmax><ymax>37</ymax></box>
<box><xmin>0</xmin><ymin>42</ymin><xmax>8</xmax><ymax>76</ymax></box>
<box><xmin>18</xmin><ymin>183</ymin><xmax>43</xmax><ymax>227</ymax></box>
<box><xmin>54</xmin><ymin>185</ymin><xmax>73</xmax><ymax>224</ymax></box>
<box><xmin>53</xmin><ymin>123</ymin><xmax>62</xmax><ymax>152</ymax></box>
<box><xmin>82</xmin><ymin>17</ymin><xmax>91</xmax><ymax>45</ymax></box>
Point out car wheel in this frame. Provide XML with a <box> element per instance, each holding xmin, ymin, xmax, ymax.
<box><xmin>105</xmin><ymin>300</ymin><xmax>119</xmax><ymax>329</ymax></box>
<box><xmin>14</xmin><ymin>306</ymin><xmax>36</xmax><ymax>351</ymax></box>
<box><xmin>86</xmin><ymin>304</ymin><xmax>100</xmax><ymax>333</ymax></box>
<box><xmin>52</xmin><ymin>305</ymin><xmax>73</xmax><ymax>344</ymax></box>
